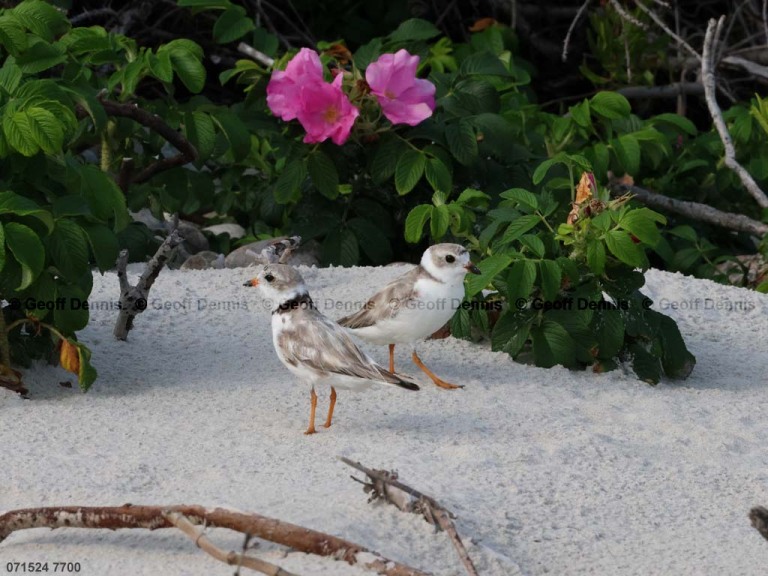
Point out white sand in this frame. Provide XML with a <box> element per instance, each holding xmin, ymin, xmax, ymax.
<box><xmin>1</xmin><ymin>264</ymin><xmax>767</xmax><ymax>575</ymax></box>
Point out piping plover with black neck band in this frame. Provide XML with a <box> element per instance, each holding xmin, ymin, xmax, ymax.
<box><xmin>245</xmin><ymin>264</ymin><xmax>419</xmax><ymax>435</ymax></box>
<box><xmin>338</xmin><ymin>243</ymin><xmax>481</xmax><ymax>390</ymax></box>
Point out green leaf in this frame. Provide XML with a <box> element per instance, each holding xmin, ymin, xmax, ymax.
<box><xmin>4</xmin><ymin>222</ymin><xmax>44</xmax><ymax>290</ymax></box>
<box><xmin>307</xmin><ymin>151</ymin><xmax>339</xmax><ymax>199</ymax></box>
<box><xmin>0</xmin><ymin>15</ymin><xmax>28</xmax><ymax>56</ymax></box>
<box><xmin>592</xmin><ymin>307</ymin><xmax>625</xmax><ymax>359</ymax></box>
<box><xmin>322</xmin><ymin>228</ymin><xmax>359</xmax><ymax>266</ymax></box>
<box><xmin>347</xmin><ymin>217</ymin><xmax>392</xmax><ymax>264</ymax></box>
<box><xmin>389</xmin><ymin>18</ymin><xmax>440</xmax><ymax>42</ymax></box>
<box><xmin>148</xmin><ymin>50</ymin><xmax>173</xmax><ymax>82</ymax></box>
<box><xmin>371</xmin><ymin>135</ymin><xmax>405</xmax><ymax>185</ymax></box>
<box><xmin>658</xmin><ymin>313</ymin><xmax>695</xmax><ymax>379</ymax></box>
<box><xmin>48</xmin><ymin>220</ymin><xmax>89</xmax><ymax>281</ymax></box>
<box><xmin>75</xmin><ymin>342</ymin><xmax>98</xmax><ymax>392</ymax></box>
<box><xmin>430</xmin><ymin>204</ymin><xmax>450</xmax><ymax>239</ymax></box>
<box><xmin>456</xmin><ymin>188</ymin><xmax>489</xmax><ymax>206</ymax></box>
<box><xmin>404</xmin><ymin>204</ymin><xmax>432</xmax><ymax>244</ymax></box>
<box><xmin>501</xmin><ymin>214</ymin><xmax>541</xmax><ymax>243</ymax></box>
<box><xmin>161</xmin><ymin>40</ymin><xmax>206</xmax><ymax>93</ymax></box>
<box><xmin>605</xmin><ymin>230</ymin><xmax>646</xmax><ymax>268</ymax></box>
<box><xmin>499</xmin><ymin>188</ymin><xmax>538</xmax><ymax>210</ymax></box>
<box><xmin>184</xmin><ymin>111</ymin><xmax>216</xmax><ymax>162</ymax></box>
<box><xmin>466</xmin><ymin>254</ymin><xmax>513</xmax><ymax>297</ymax></box>
<box><xmin>424</xmin><ymin>157</ymin><xmax>452</xmax><ymax>195</ymax></box>
<box><xmin>614</xmin><ymin>134</ymin><xmax>640</xmax><ymax>175</ymax></box>
<box><xmin>620</xmin><ymin>208</ymin><xmax>665</xmax><ymax>246</ymax></box>
<box><xmin>210</xmin><ymin>109</ymin><xmax>250</xmax><ymax>160</ymax></box>
<box><xmin>506</xmin><ymin>259</ymin><xmax>536</xmax><ymax>302</ymax></box>
<box><xmin>12</xmin><ymin>0</ymin><xmax>69</xmax><ymax>41</ymax></box>
<box><xmin>53</xmin><ymin>283</ymin><xmax>89</xmax><ymax>334</ymax></box>
<box><xmin>3</xmin><ymin>109</ymin><xmax>39</xmax><ymax>156</ymax></box>
<box><xmin>628</xmin><ymin>341</ymin><xmax>661</xmax><ymax>385</ymax></box>
<box><xmin>274</xmin><ymin>158</ymin><xmax>306</xmax><ymax>204</ymax></box>
<box><xmin>81</xmin><ymin>223</ymin><xmax>119</xmax><ymax>272</ymax></box>
<box><xmin>538</xmin><ymin>259</ymin><xmax>561</xmax><ymax>301</ymax></box>
<box><xmin>79</xmin><ymin>165</ymin><xmax>130</xmax><ymax>231</ymax></box>
<box><xmin>0</xmin><ymin>57</ymin><xmax>22</xmax><ymax>94</ymax></box>
<box><xmin>213</xmin><ymin>6</ymin><xmax>255</xmax><ymax>43</ymax></box>
<box><xmin>0</xmin><ymin>221</ymin><xmax>5</xmax><ymax>274</ymax></box>
<box><xmin>458</xmin><ymin>51</ymin><xmax>510</xmax><ymax>77</ymax></box>
<box><xmin>532</xmin><ymin>157</ymin><xmax>558</xmax><ymax>185</ymax></box>
<box><xmin>520</xmin><ymin>234</ymin><xmax>544</xmax><ymax>258</ymax></box>
<box><xmin>651</xmin><ymin>113</ymin><xmax>697</xmax><ymax>136</ymax></box>
<box><xmin>590</xmin><ymin>91</ymin><xmax>631</xmax><ymax>119</ymax></box>
<box><xmin>446</xmin><ymin>119</ymin><xmax>477</xmax><ymax>165</ymax></box>
<box><xmin>63</xmin><ymin>86</ymin><xmax>106</xmax><ymax>132</ymax></box>
<box><xmin>586</xmin><ymin>240</ymin><xmax>606</xmax><ymax>275</ymax></box>
<box><xmin>177</xmin><ymin>0</ymin><xmax>232</xmax><ymax>6</ymax></box>
<box><xmin>0</xmin><ymin>191</ymin><xmax>54</xmax><ymax>232</ymax></box>
<box><xmin>25</xmin><ymin>107</ymin><xmax>63</xmax><ymax>154</ymax></box>
<box><xmin>531</xmin><ymin>319</ymin><xmax>576</xmax><ymax>368</ymax></box>
<box><xmin>354</xmin><ymin>38</ymin><xmax>382</xmax><ymax>69</ymax></box>
<box><xmin>395</xmin><ymin>149</ymin><xmax>426</xmax><ymax>195</ymax></box>
<box><xmin>491</xmin><ymin>309</ymin><xmax>532</xmax><ymax>356</ymax></box>
<box><xmin>16</xmin><ymin>39</ymin><xmax>66</xmax><ymax>74</ymax></box>
<box><xmin>570</xmin><ymin>100</ymin><xmax>591</xmax><ymax>128</ymax></box>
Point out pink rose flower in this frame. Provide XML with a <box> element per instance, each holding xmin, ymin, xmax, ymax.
<box><xmin>296</xmin><ymin>74</ymin><xmax>359</xmax><ymax>145</ymax></box>
<box><xmin>366</xmin><ymin>49</ymin><xmax>436</xmax><ymax>126</ymax></box>
<box><xmin>266</xmin><ymin>48</ymin><xmax>324</xmax><ymax>121</ymax></box>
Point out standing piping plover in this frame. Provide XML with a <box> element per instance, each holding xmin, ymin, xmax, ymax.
<box><xmin>338</xmin><ymin>243</ymin><xmax>481</xmax><ymax>390</ymax></box>
<box><xmin>245</xmin><ymin>264</ymin><xmax>419</xmax><ymax>435</ymax></box>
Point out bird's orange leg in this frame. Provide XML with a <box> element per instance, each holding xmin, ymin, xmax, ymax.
<box><xmin>323</xmin><ymin>387</ymin><xmax>337</xmax><ymax>428</ymax></box>
<box><xmin>411</xmin><ymin>351</ymin><xmax>464</xmax><ymax>390</ymax></box>
<box><xmin>388</xmin><ymin>343</ymin><xmax>396</xmax><ymax>373</ymax></box>
<box><xmin>304</xmin><ymin>388</ymin><xmax>318</xmax><ymax>435</ymax></box>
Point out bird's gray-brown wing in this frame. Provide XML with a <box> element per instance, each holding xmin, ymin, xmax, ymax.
<box><xmin>279</xmin><ymin>308</ymin><xmax>418</xmax><ymax>389</ymax></box>
<box><xmin>337</xmin><ymin>266</ymin><xmax>421</xmax><ymax>329</ymax></box>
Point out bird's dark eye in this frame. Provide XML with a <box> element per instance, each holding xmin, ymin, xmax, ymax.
<box><xmin>445</xmin><ymin>255</ymin><xmax>456</xmax><ymax>263</ymax></box>
<box><xmin>264</xmin><ymin>273</ymin><xmax>275</xmax><ymax>283</ymax></box>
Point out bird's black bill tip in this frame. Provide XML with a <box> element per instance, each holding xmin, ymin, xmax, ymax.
<box><xmin>465</xmin><ymin>262</ymin><xmax>482</xmax><ymax>275</ymax></box>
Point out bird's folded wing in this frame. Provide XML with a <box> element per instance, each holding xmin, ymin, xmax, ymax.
<box><xmin>337</xmin><ymin>266</ymin><xmax>419</xmax><ymax>328</ymax></box>
<box><xmin>279</xmin><ymin>310</ymin><xmax>401</xmax><ymax>383</ymax></box>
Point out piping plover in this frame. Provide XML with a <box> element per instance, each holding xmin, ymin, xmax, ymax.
<box><xmin>245</xmin><ymin>264</ymin><xmax>419</xmax><ymax>435</ymax></box>
<box><xmin>338</xmin><ymin>243</ymin><xmax>481</xmax><ymax>390</ymax></box>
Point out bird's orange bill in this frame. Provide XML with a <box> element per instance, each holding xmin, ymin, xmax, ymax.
<box><xmin>323</xmin><ymin>387</ymin><xmax>337</xmax><ymax>429</ymax></box>
<box><xmin>411</xmin><ymin>351</ymin><xmax>464</xmax><ymax>390</ymax></box>
<box><xmin>244</xmin><ymin>278</ymin><xmax>259</xmax><ymax>287</ymax></box>
<box><xmin>465</xmin><ymin>262</ymin><xmax>481</xmax><ymax>275</ymax></box>
<box><xmin>305</xmin><ymin>388</ymin><xmax>318</xmax><ymax>435</ymax></box>
<box><xmin>388</xmin><ymin>343</ymin><xmax>396</xmax><ymax>373</ymax></box>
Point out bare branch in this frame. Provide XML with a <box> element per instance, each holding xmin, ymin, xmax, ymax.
<box><xmin>617</xmin><ymin>82</ymin><xmax>703</xmax><ymax>99</ymax></box>
<box><xmin>633</xmin><ymin>0</ymin><xmax>701</xmax><ymax>61</ymax></box>
<box><xmin>340</xmin><ymin>457</ymin><xmax>480</xmax><ymax>576</ymax></box>
<box><xmin>702</xmin><ymin>16</ymin><xmax>768</xmax><ymax>209</ymax></box>
<box><xmin>609</xmin><ymin>183</ymin><xmax>768</xmax><ymax>238</ymax></box>
<box><xmin>561</xmin><ymin>0</ymin><xmax>593</xmax><ymax>62</ymax></box>
<box><xmin>237</xmin><ymin>42</ymin><xmax>275</xmax><ymax>67</ymax></box>
<box><xmin>114</xmin><ymin>221</ymin><xmax>185</xmax><ymax>340</ymax></box>
<box><xmin>608</xmin><ymin>0</ymin><xmax>646</xmax><ymax>29</ymax></box>
<box><xmin>163</xmin><ymin>511</ymin><xmax>298</xmax><ymax>576</ymax></box>
<box><xmin>0</xmin><ymin>505</ymin><xmax>429</xmax><ymax>576</ymax></box>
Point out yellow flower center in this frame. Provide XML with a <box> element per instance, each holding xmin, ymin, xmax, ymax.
<box><xmin>323</xmin><ymin>106</ymin><xmax>339</xmax><ymax>123</ymax></box>
<box><xmin>385</xmin><ymin>90</ymin><xmax>396</xmax><ymax>100</ymax></box>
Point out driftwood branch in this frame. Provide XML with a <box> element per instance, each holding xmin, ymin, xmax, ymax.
<box><xmin>340</xmin><ymin>457</ymin><xmax>479</xmax><ymax>576</ymax></box>
<box><xmin>0</xmin><ymin>504</ymin><xmax>428</xmax><ymax>576</ymax></box>
<box><xmin>237</xmin><ymin>42</ymin><xmax>275</xmax><ymax>67</ymax></box>
<box><xmin>702</xmin><ymin>17</ymin><xmax>768</xmax><ymax>209</ymax></box>
<box><xmin>162</xmin><ymin>511</ymin><xmax>298</xmax><ymax>576</ymax></box>
<box><xmin>114</xmin><ymin>217</ymin><xmax>184</xmax><ymax>340</ymax></box>
<box><xmin>610</xmin><ymin>183</ymin><xmax>768</xmax><ymax>237</ymax></box>
<box><xmin>617</xmin><ymin>82</ymin><xmax>704</xmax><ymax>99</ymax></box>
<box><xmin>750</xmin><ymin>506</ymin><xmax>768</xmax><ymax>542</ymax></box>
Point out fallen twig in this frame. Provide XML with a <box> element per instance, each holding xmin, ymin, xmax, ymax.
<box><xmin>702</xmin><ymin>16</ymin><xmax>768</xmax><ymax>209</ymax></box>
<box><xmin>162</xmin><ymin>510</ymin><xmax>298</xmax><ymax>576</ymax></box>
<box><xmin>340</xmin><ymin>457</ymin><xmax>480</xmax><ymax>576</ymax></box>
<box><xmin>750</xmin><ymin>506</ymin><xmax>768</xmax><ymax>542</ymax></box>
<box><xmin>0</xmin><ymin>504</ymin><xmax>428</xmax><ymax>576</ymax></box>
<box><xmin>609</xmin><ymin>183</ymin><xmax>768</xmax><ymax>237</ymax></box>
<box><xmin>238</xmin><ymin>42</ymin><xmax>275</xmax><ymax>67</ymax></box>
<box><xmin>114</xmin><ymin>216</ymin><xmax>184</xmax><ymax>340</ymax></box>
